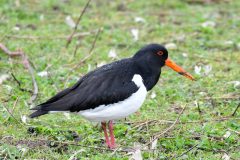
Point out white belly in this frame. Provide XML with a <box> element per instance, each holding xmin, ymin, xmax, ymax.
<box><xmin>79</xmin><ymin>74</ymin><xmax>147</xmax><ymax>122</ymax></box>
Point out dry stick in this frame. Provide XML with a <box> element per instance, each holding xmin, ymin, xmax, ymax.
<box><xmin>5</xmin><ymin>31</ymin><xmax>97</xmax><ymax>40</ymax></box>
<box><xmin>145</xmin><ymin>105</ymin><xmax>187</xmax><ymax>147</ymax></box>
<box><xmin>128</xmin><ymin>116</ymin><xmax>240</xmax><ymax>128</ymax></box>
<box><xmin>231</xmin><ymin>101</ymin><xmax>240</xmax><ymax>116</ymax></box>
<box><xmin>171</xmin><ymin>144</ymin><xmax>199</xmax><ymax>160</ymax></box>
<box><xmin>3</xmin><ymin>137</ymin><xmax>158</xmax><ymax>153</ymax></box>
<box><xmin>202</xmin><ymin>96</ymin><xmax>239</xmax><ymax>100</ymax></box>
<box><xmin>73</xmin><ymin>43</ymin><xmax>80</xmax><ymax>57</ymax></box>
<box><xmin>72</xmin><ymin>28</ymin><xmax>101</xmax><ymax>70</ymax></box>
<box><xmin>2</xmin><ymin>104</ymin><xmax>24</xmax><ymax>126</ymax></box>
<box><xmin>26</xmin><ymin>59</ymin><xmax>38</xmax><ymax>104</ymax></box>
<box><xmin>63</xmin><ymin>28</ymin><xmax>101</xmax><ymax>88</ymax></box>
<box><xmin>66</xmin><ymin>0</ymin><xmax>92</xmax><ymax>48</ymax></box>
<box><xmin>11</xmin><ymin>97</ymin><xmax>19</xmax><ymax>114</ymax></box>
<box><xmin>195</xmin><ymin>100</ymin><xmax>202</xmax><ymax>114</ymax></box>
<box><xmin>0</xmin><ymin>43</ymin><xmax>38</xmax><ymax>104</ymax></box>
<box><xmin>228</xmin><ymin>128</ymin><xmax>240</xmax><ymax>135</ymax></box>
<box><xmin>2</xmin><ymin>97</ymin><xmax>19</xmax><ymax>124</ymax></box>
<box><xmin>11</xmin><ymin>72</ymin><xmax>32</xmax><ymax>93</ymax></box>
<box><xmin>130</xmin><ymin>120</ymin><xmax>157</xmax><ymax>131</ymax></box>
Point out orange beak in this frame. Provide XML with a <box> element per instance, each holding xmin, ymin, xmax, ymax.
<box><xmin>165</xmin><ymin>58</ymin><xmax>195</xmax><ymax>81</ymax></box>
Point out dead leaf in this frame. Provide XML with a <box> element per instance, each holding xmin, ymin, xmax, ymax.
<box><xmin>236</xmin><ymin>43</ymin><xmax>240</xmax><ymax>50</ymax></box>
<box><xmin>130</xmin><ymin>149</ymin><xmax>142</xmax><ymax>160</ymax></box>
<box><xmin>204</xmin><ymin>65</ymin><xmax>212</xmax><ymax>75</ymax></box>
<box><xmin>21</xmin><ymin>115</ymin><xmax>27</xmax><ymax>124</ymax></box>
<box><xmin>39</xmin><ymin>14</ymin><xmax>44</xmax><ymax>21</ymax></box>
<box><xmin>65</xmin><ymin>16</ymin><xmax>76</xmax><ymax>28</ymax></box>
<box><xmin>222</xmin><ymin>153</ymin><xmax>230</xmax><ymax>160</ymax></box>
<box><xmin>37</xmin><ymin>71</ymin><xmax>48</xmax><ymax>77</ymax></box>
<box><xmin>201</xmin><ymin>21</ymin><xmax>216</xmax><ymax>28</ymax></box>
<box><xmin>224</xmin><ymin>40</ymin><xmax>234</xmax><ymax>46</ymax></box>
<box><xmin>182</xmin><ymin>53</ymin><xmax>188</xmax><ymax>57</ymax></box>
<box><xmin>227</xmin><ymin>81</ymin><xmax>240</xmax><ymax>89</ymax></box>
<box><xmin>151</xmin><ymin>138</ymin><xmax>158</xmax><ymax>149</ymax></box>
<box><xmin>150</xmin><ymin>91</ymin><xmax>156</xmax><ymax>99</ymax></box>
<box><xmin>165</xmin><ymin>43</ymin><xmax>177</xmax><ymax>50</ymax></box>
<box><xmin>0</xmin><ymin>74</ymin><xmax>10</xmax><ymax>84</ymax></box>
<box><xmin>108</xmin><ymin>48</ymin><xmax>117</xmax><ymax>58</ymax></box>
<box><xmin>194</xmin><ymin>65</ymin><xmax>201</xmax><ymax>75</ymax></box>
<box><xmin>64</xmin><ymin>113</ymin><xmax>71</xmax><ymax>120</ymax></box>
<box><xmin>223</xmin><ymin>131</ymin><xmax>231</xmax><ymax>139</ymax></box>
<box><xmin>87</xmin><ymin>64</ymin><xmax>92</xmax><ymax>72</ymax></box>
<box><xmin>97</xmin><ymin>61</ymin><xmax>106</xmax><ymax>68</ymax></box>
<box><xmin>134</xmin><ymin>17</ymin><xmax>145</xmax><ymax>23</ymax></box>
<box><xmin>131</xmin><ymin>29</ymin><xmax>139</xmax><ymax>41</ymax></box>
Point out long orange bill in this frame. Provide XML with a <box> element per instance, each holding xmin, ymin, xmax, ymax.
<box><xmin>165</xmin><ymin>58</ymin><xmax>195</xmax><ymax>81</ymax></box>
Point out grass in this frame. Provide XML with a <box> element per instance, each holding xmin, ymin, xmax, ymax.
<box><xmin>0</xmin><ymin>0</ymin><xmax>239</xmax><ymax>159</ymax></box>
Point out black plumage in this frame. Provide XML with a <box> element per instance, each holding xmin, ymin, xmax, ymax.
<box><xmin>29</xmin><ymin>44</ymin><xmax>168</xmax><ymax>118</ymax></box>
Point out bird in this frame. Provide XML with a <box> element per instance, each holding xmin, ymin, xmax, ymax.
<box><xmin>29</xmin><ymin>43</ymin><xmax>194</xmax><ymax>149</ymax></box>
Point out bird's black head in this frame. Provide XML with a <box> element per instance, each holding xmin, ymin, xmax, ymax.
<box><xmin>133</xmin><ymin>43</ymin><xmax>195</xmax><ymax>82</ymax></box>
<box><xmin>133</xmin><ymin>43</ymin><xmax>168</xmax><ymax>67</ymax></box>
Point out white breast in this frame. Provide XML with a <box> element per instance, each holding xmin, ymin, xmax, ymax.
<box><xmin>79</xmin><ymin>74</ymin><xmax>147</xmax><ymax>122</ymax></box>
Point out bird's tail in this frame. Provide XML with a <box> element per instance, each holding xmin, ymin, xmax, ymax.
<box><xmin>29</xmin><ymin>109</ymin><xmax>48</xmax><ymax>118</ymax></box>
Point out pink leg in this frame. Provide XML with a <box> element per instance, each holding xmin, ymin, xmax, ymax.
<box><xmin>101</xmin><ymin>122</ymin><xmax>111</xmax><ymax>148</ymax></box>
<box><xmin>108</xmin><ymin>120</ymin><xmax>116</xmax><ymax>149</ymax></box>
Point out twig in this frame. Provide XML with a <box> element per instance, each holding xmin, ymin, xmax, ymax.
<box><xmin>145</xmin><ymin>105</ymin><xmax>187</xmax><ymax>146</ymax></box>
<box><xmin>228</xmin><ymin>128</ymin><xmax>240</xmax><ymax>135</ymax></box>
<box><xmin>2</xmin><ymin>97</ymin><xmax>19</xmax><ymax>124</ymax></box>
<box><xmin>170</xmin><ymin>144</ymin><xmax>199</xmax><ymax>159</ymax></box>
<box><xmin>66</xmin><ymin>0</ymin><xmax>92</xmax><ymax>47</ymax></box>
<box><xmin>5</xmin><ymin>31</ymin><xmax>97</xmax><ymax>40</ymax></box>
<box><xmin>2</xmin><ymin>104</ymin><xmax>24</xmax><ymax>126</ymax></box>
<box><xmin>11</xmin><ymin>73</ymin><xmax>32</xmax><ymax>93</ymax></box>
<box><xmin>73</xmin><ymin>43</ymin><xmax>80</xmax><ymax>57</ymax></box>
<box><xmin>202</xmin><ymin>96</ymin><xmax>239</xmax><ymax>100</ymax></box>
<box><xmin>69</xmin><ymin>149</ymin><xmax>85</xmax><ymax>160</ymax></box>
<box><xmin>0</xmin><ymin>43</ymin><xmax>22</xmax><ymax>56</ymax></box>
<box><xmin>0</xmin><ymin>43</ymin><xmax>38</xmax><ymax>104</ymax></box>
<box><xmin>28</xmin><ymin>61</ymin><xmax>38</xmax><ymax>104</ymax></box>
<box><xmin>195</xmin><ymin>100</ymin><xmax>202</xmax><ymax>115</ymax></box>
<box><xmin>72</xmin><ymin>28</ymin><xmax>101</xmax><ymax>70</ymax></box>
<box><xmin>11</xmin><ymin>72</ymin><xmax>21</xmax><ymax>86</ymax></box>
<box><xmin>130</xmin><ymin>120</ymin><xmax>157</xmax><ymax>131</ymax></box>
<box><xmin>231</xmin><ymin>102</ymin><xmax>240</xmax><ymax>116</ymax></box>
<box><xmin>128</xmin><ymin>116</ymin><xmax>240</xmax><ymax>128</ymax></box>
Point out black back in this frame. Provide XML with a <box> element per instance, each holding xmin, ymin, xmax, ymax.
<box><xmin>30</xmin><ymin>44</ymin><xmax>168</xmax><ymax>118</ymax></box>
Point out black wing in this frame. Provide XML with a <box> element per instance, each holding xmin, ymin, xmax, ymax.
<box><xmin>30</xmin><ymin>59</ymin><xmax>139</xmax><ymax>117</ymax></box>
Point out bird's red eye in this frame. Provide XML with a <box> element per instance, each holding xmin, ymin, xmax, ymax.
<box><xmin>157</xmin><ymin>51</ymin><xmax>164</xmax><ymax>56</ymax></box>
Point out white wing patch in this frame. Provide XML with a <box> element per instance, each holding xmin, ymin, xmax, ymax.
<box><xmin>79</xmin><ymin>74</ymin><xmax>147</xmax><ymax>122</ymax></box>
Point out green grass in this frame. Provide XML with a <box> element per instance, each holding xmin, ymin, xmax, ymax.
<box><xmin>0</xmin><ymin>0</ymin><xmax>239</xmax><ymax>159</ymax></box>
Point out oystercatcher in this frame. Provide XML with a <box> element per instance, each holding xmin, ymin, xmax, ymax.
<box><xmin>30</xmin><ymin>44</ymin><xmax>194</xmax><ymax>149</ymax></box>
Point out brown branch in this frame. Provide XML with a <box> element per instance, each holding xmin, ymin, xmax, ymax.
<box><xmin>11</xmin><ymin>73</ymin><xmax>33</xmax><ymax>93</ymax></box>
<box><xmin>72</xmin><ymin>28</ymin><xmax>101</xmax><ymax>70</ymax></box>
<box><xmin>202</xmin><ymin>96</ymin><xmax>239</xmax><ymax>100</ymax></box>
<box><xmin>66</xmin><ymin>0</ymin><xmax>92</xmax><ymax>47</ymax></box>
<box><xmin>231</xmin><ymin>102</ymin><xmax>240</xmax><ymax>116</ymax></box>
<box><xmin>170</xmin><ymin>144</ymin><xmax>199</xmax><ymax>159</ymax></box>
<box><xmin>2</xmin><ymin>97</ymin><xmax>19</xmax><ymax>124</ymax></box>
<box><xmin>2</xmin><ymin>104</ymin><xmax>24</xmax><ymax>126</ymax></box>
<box><xmin>0</xmin><ymin>43</ymin><xmax>22</xmax><ymax>56</ymax></box>
<box><xmin>195</xmin><ymin>100</ymin><xmax>202</xmax><ymax>115</ymax></box>
<box><xmin>5</xmin><ymin>31</ymin><xmax>97</xmax><ymax>40</ymax></box>
<box><xmin>0</xmin><ymin>43</ymin><xmax>38</xmax><ymax>104</ymax></box>
<box><xmin>228</xmin><ymin>128</ymin><xmax>240</xmax><ymax>135</ymax></box>
<box><xmin>145</xmin><ymin>105</ymin><xmax>187</xmax><ymax>146</ymax></box>
<box><xmin>128</xmin><ymin>116</ymin><xmax>240</xmax><ymax>128</ymax></box>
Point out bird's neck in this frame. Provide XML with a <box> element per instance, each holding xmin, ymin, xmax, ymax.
<box><xmin>133</xmin><ymin>59</ymin><xmax>161</xmax><ymax>91</ymax></box>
